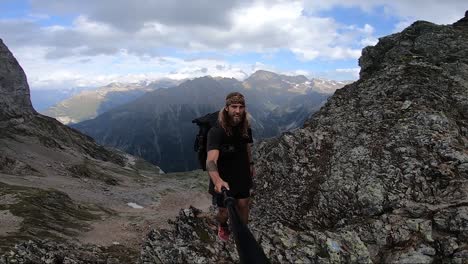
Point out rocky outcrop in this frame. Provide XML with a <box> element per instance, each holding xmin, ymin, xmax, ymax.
<box><xmin>0</xmin><ymin>38</ymin><xmax>124</xmax><ymax>165</ymax></box>
<box><xmin>252</xmin><ymin>13</ymin><xmax>468</xmax><ymax>263</ymax></box>
<box><xmin>144</xmin><ymin>13</ymin><xmax>468</xmax><ymax>263</ymax></box>
<box><xmin>0</xmin><ymin>39</ymin><xmax>35</xmax><ymax>120</ymax></box>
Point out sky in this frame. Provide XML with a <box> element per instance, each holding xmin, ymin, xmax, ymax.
<box><xmin>0</xmin><ymin>0</ymin><xmax>466</xmax><ymax>90</ymax></box>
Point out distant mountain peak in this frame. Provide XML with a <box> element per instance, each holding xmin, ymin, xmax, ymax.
<box><xmin>248</xmin><ymin>70</ymin><xmax>280</xmax><ymax>80</ymax></box>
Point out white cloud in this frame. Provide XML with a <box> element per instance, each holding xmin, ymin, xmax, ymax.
<box><xmin>304</xmin><ymin>0</ymin><xmax>465</xmax><ymax>24</ymax></box>
<box><xmin>362</xmin><ymin>24</ymin><xmax>374</xmax><ymax>34</ymax></box>
<box><xmin>10</xmin><ymin>45</ymin><xmax>254</xmax><ymax>89</ymax></box>
<box><xmin>1</xmin><ymin>0</ymin><xmax>465</xmax><ymax>89</ymax></box>
<box><xmin>336</xmin><ymin>67</ymin><xmax>360</xmax><ymax>78</ymax></box>
<box><xmin>3</xmin><ymin>1</ymin><xmax>375</xmax><ymax>60</ymax></box>
<box><xmin>393</xmin><ymin>20</ymin><xmax>413</xmax><ymax>33</ymax></box>
<box><xmin>336</xmin><ymin>67</ymin><xmax>360</xmax><ymax>73</ymax></box>
<box><xmin>360</xmin><ymin>37</ymin><xmax>378</xmax><ymax>46</ymax></box>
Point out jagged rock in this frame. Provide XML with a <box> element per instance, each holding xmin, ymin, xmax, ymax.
<box><xmin>0</xmin><ymin>38</ymin><xmax>125</xmax><ymax>165</ymax></box>
<box><xmin>0</xmin><ymin>39</ymin><xmax>35</xmax><ymax>120</ymax></box>
<box><xmin>140</xmin><ymin>206</ymin><xmax>239</xmax><ymax>264</ymax></box>
<box><xmin>142</xmin><ymin>13</ymin><xmax>468</xmax><ymax>264</ymax></box>
<box><xmin>252</xmin><ymin>13</ymin><xmax>468</xmax><ymax>263</ymax></box>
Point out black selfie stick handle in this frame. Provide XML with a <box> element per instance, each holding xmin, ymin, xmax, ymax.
<box><xmin>220</xmin><ymin>187</ymin><xmax>270</xmax><ymax>264</ymax></box>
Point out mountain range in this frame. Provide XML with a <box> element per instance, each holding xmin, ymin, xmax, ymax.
<box><xmin>31</xmin><ymin>87</ymin><xmax>92</xmax><ymax>112</ymax></box>
<box><xmin>71</xmin><ymin>71</ymin><xmax>348</xmax><ymax>172</ymax></box>
<box><xmin>41</xmin><ymin>79</ymin><xmax>181</xmax><ymax>124</ymax></box>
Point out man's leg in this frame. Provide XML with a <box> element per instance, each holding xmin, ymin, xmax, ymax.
<box><xmin>216</xmin><ymin>207</ymin><xmax>229</xmax><ymax>225</ymax></box>
<box><xmin>236</xmin><ymin>198</ymin><xmax>250</xmax><ymax>225</ymax></box>
<box><xmin>214</xmin><ymin>193</ymin><xmax>230</xmax><ymax>241</ymax></box>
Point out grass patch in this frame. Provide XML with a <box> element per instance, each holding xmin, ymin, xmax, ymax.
<box><xmin>194</xmin><ymin>225</ymin><xmax>213</xmax><ymax>243</ymax></box>
<box><xmin>67</xmin><ymin>159</ymin><xmax>120</xmax><ymax>185</ymax></box>
<box><xmin>0</xmin><ymin>155</ymin><xmax>41</xmax><ymax>176</ymax></box>
<box><xmin>0</xmin><ymin>182</ymin><xmax>102</xmax><ymax>254</ymax></box>
<box><xmin>163</xmin><ymin>169</ymin><xmax>210</xmax><ymax>191</ymax></box>
<box><xmin>133</xmin><ymin>158</ymin><xmax>161</xmax><ymax>172</ymax></box>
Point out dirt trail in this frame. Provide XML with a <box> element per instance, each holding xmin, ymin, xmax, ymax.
<box><xmin>77</xmin><ymin>191</ymin><xmax>211</xmax><ymax>249</ymax></box>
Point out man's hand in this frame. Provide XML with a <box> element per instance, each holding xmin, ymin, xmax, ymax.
<box><xmin>214</xmin><ymin>179</ymin><xmax>230</xmax><ymax>193</ymax></box>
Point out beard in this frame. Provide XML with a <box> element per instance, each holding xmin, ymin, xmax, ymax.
<box><xmin>228</xmin><ymin>112</ymin><xmax>243</xmax><ymax>126</ymax></box>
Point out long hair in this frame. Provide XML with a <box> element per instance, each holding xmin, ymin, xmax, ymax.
<box><xmin>218</xmin><ymin>107</ymin><xmax>251</xmax><ymax>138</ymax></box>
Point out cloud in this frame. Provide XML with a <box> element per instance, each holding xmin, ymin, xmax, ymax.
<box><xmin>393</xmin><ymin>19</ymin><xmax>413</xmax><ymax>33</ymax></box>
<box><xmin>336</xmin><ymin>67</ymin><xmax>360</xmax><ymax>73</ymax></box>
<box><xmin>17</xmin><ymin>0</ymin><xmax>463</xmax><ymax>61</ymax></box>
<box><xmin>1</xmin><ymin>0</ymin><xmax>465</xmax><ymax>89</ymax></box>
<box><xmin>335</xmin><ymin>67</ymin><xmax>360</xmax><ymax>78</ymax></box>
<box><xmin>360</xmin><ymin>37</ymin><xmax>378</xmax><ymax>46</ymax></box>
<box><xmin>303</xmin><ymin>0</ymin><xmax>466</xmax><ymax>25</ymax></box>
<box><xmin>2</xmin><ymin>0</ymin><xmax>379</xmax><ymax>61</ymax></box>
<box><xmin>9</xmin><ymin>45</ymin><xmax>254</xmax><ymax>89</ymax></box>
<box><xmin>29</xmin><ymin>0</ymin><xmax>244</xmax><ymax>31</ymax></box>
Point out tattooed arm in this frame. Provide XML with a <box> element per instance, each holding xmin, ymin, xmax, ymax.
<box><xmin>206</xmin><ymin>149</ymin><xmax>229</xmax><ymax>193</ymax></box>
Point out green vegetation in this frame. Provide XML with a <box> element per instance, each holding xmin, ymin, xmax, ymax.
<box><xmin>0</xmin><ymin>182</ymin><xmax>103</xmax><ymax>253</ymax></box>
<box><xmin>0</xmin><ymin>155</ymin><xmax>40</xmax><ymax>176</ymax></box>
<box><xmin>44</xmin><ymin>95</ymin><xmax>102</xmax><ymax>124</ymax></box>
<box><xmin>67</xmin><ymin>158</ymin><xmax>120</xmax><ymax>185</ymax></box>
<box><xmin>162</xmin><ymin>169</ymin><xmax>209</xmax><ymax>192</ymax></box>
<box><xmin>133</xmin><ymin>158</ymin><xmax>161</xmax><ymax>172</ymax></box>
<box><xmin>194</xmin><ymin>225</ymin><xmax>213</xmax><ymax>243</ymax></box>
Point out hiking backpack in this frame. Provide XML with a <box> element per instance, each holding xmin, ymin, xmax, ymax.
<box><xmin>192</xmin><ymin>111</ymin><xmax>219</xmax><ymax>170</ymax></box>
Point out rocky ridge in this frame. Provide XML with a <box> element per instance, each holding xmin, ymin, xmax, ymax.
<box><xmin>142</xmin><ymin>13</ymin><xmax>468</xmax><ymax>264</ymax></box>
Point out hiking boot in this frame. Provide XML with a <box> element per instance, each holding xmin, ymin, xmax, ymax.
<box><xmin>218</xmin><ymin>225</ymin><xmax>230</xmax><ymax>241</ymax></box>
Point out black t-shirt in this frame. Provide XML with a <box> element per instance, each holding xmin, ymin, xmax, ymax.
<box><xmin>207</xmin><ymin>125</ymin><xmax>253</xmax><ymax>195</ymax></box>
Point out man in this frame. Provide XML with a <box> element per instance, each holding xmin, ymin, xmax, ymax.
<box><xmin>206</xmin><ymin>92</ymin><xmax>255</xmax><ymax>241</ymax></box>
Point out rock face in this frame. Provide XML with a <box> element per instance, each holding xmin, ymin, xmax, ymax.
<box><xmin>143</xmin><ymin>13</ymin><xmax>468</xmax><ymax>263</ymax></box>
<box><xmin>0</xmin><ymin>38</ymin><xmax>124</xmax><ymax>165</ymax></box>
<box><xmin>0</xmin><ymin>39</ymin><xmax>35</xmax><ymax>120</ymax></box>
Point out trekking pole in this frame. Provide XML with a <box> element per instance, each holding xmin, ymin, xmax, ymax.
<box><xmin>221</xmin><ymin>187</ymin><xmax>270</xmax><ymax>264</ymax></box>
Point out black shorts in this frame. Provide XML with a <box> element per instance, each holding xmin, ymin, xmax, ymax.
<box><xmin>212</xmin><ymin>189</ymin><xmax>250</xmax><ymax>208</ymax></box>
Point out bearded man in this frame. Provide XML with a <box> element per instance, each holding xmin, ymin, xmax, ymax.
<box><xmin>206</xmin><ymin>92</ymin><xmax>255</xmax><ymax>241</ymax></box>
